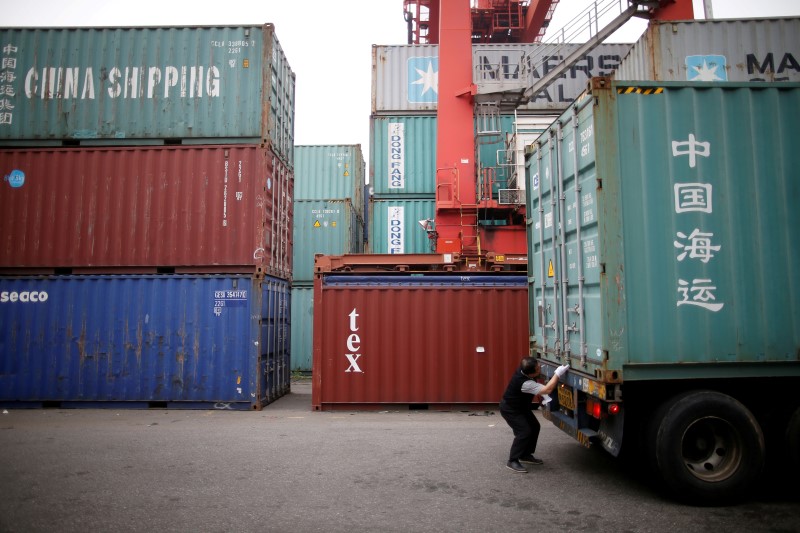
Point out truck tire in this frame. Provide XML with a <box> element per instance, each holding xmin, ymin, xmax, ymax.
<box><xmin>654</xmin><ymin>390</ymin><xmax>765</xmax><ymax>506</ymax></box>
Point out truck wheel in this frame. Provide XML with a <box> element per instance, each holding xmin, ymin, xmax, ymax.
<box><xmin>654</xmin><ymin>390</ymin><xmax>764</xmax><ymax>506</ymax></box>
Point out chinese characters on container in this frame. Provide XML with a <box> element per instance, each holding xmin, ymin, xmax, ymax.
<box><xmin>1</xmin><ymin>43</ymin><xmax>17</xmax><ymax>125</ymax></box>
<box><xmin>672</xmin><ymin>133</ymin><xmax>724</xmax><ymax>312</ymax></box>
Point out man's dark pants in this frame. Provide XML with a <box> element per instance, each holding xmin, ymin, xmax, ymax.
<box><xmin>499</xmin><ymin>401</ymin><xmax>541</xmax><ymax>461</ymax></box>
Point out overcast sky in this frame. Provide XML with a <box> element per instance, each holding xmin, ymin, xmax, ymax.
<box><xmin>3</xmin><ymin>0</ymin><xmax>799</xmax><ymax>173</ymax></box>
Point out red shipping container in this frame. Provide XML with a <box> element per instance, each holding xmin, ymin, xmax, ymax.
<box><xmin>312</xmin><ymin>271</ymin><xmax>529</xmax><ymax>410</ymax></box>
<box><xmin>0</xmin><ymin>145</ymin><xmax>293</xmax><ymax>277</ymax></box>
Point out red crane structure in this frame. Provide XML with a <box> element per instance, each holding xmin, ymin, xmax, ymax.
<box><xmin>401</xmin><ymin>0</ymin><xmax>694</xmax><ymax>270</ymax></box>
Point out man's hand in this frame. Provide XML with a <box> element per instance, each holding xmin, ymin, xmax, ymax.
<box><xmin>555</xmin><ymin>364</ymin><xmax>570</xmax><ymax>378</ymax></box>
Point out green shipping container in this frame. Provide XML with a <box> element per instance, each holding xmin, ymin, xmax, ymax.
<box><xmin>290</xmin><ymin>285</ymin><xmax>314</xmax><ymax>373</ymax></box>
<box><xmin>294</xmin><ymin>145</ymin><xmax>365</xmax><ymax>211</ymax></box>
<box><xmin>370</xmin><ymin>115</ymin><xmax>437</xmax><ymax>196</ymax></box>
<box><xmin>368</xmin><ymin>197</ymin><xmax>435</xmax><ymax>254</ymax></box>
<box><xmin>371</xmin><ymin>114</ymin><xmax>551</xmax><ymax>197</ymax></box>
<box><xmin>526</xmin><ymin>79</ymin><xmax>800</xmax><ymax>377</ymax></box>
<box><xmin>292</xmin><ymin>200</ymin><xmax>364</xmax><ymax>283</ymax></box>
<box><xmin>0</xmin><ymin>25</ymin><xmax>295</xmax><ymax>163</ymax></box>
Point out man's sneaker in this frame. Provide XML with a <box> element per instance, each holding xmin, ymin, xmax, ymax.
<box><xmin>506</xmin><ymin>460</ymin><xmax>528</xmax><ymax>473</ymax></box>
<box><xmin>519</xmin><ymin>455</ymin><xmax>544</xmax><ymax>465</ymax></box>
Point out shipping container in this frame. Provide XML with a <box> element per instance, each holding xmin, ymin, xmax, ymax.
<box><xmin>370</xmin><ymin>115</ymin><xmax>437</xmax><ymax>196</ymax></box>
<box><xmin>292</xmin><ymin>199</ymin><xmax>364</xmax><ymax>283</ymax></box>
<box><xmin>312</xmin><ymin>271</ymin><xmax>528</xmax><ymax>410</ymax></box>
<box><xmin>614</xmin><ymin>18</ymin><xmax>800</xmax><ymax>83</ymax></box>
<box><xmin>0</xmin><ymin>144</ymin><xmax>293</xmax><ymax>277</ymax></box>
<box><xmin>371</xmin><ymin>43</ymin><xmax>632</xmax><ymax>114</ymax></box>
<box><xmin>0</xmin><ymin>274</ymin><xmax>290</xmax><ymax>409</ymax></box>
<box><xmin>0</xmin><ymin>25</ymin><xmax>295</xmax><ymax>164</ymax></box>
<box><xmin>294</xmin><ymin>145</ymin><xmax>365</xmax><ymax>211</ymax></box>
<box><xmin>368</xmin><ymin>197</ymin><xmax>435</xmax><ymax>254</ymax></box>
<box><xmin>363</xmin><ymin>184</ymin><xmax>371</xmax><ymax>246</ymax></box>
<box><xmin>525</xmin><ymin>79</ymin><xmax>800</xmax><ymax>505</ymax></box>
<box><xmin>370</xmin><ymin>114</ymin><xmax>553</xmax><ymax>197</ymax></box>
<box><xmin>290</xmin><ymin>284</ymin><xmax>314</xmax><ymax>373</ymax></box>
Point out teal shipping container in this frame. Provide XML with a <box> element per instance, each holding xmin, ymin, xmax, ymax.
<box><xmin>290</xmin><ymin>285</ymin><xmax>314</xmax><ymax>373</ymax></box>
<box><xmin>370</xmin><ymin>115</ymin><xmax>437</xmax><ymax>196</ymax></box>
<box><xmin>371</xmin><ymin>114</ymin><xmax>552</xmax><ymax>197</ymax></box>
<box><xmin>368</xmin><ymin>197</ymin><xmax>435</xmax><ymax>254</ymax></box>
<box><xmin>292</xmin><ymin>200</ymin><xmax>364</xmax><ymax>283</ymax></box>
<box><xmin>527</xmin><ymin>79</ymin><xmax>800</xmax><ymax>372</ymax></box>
<box><xmin>0</xmin><ymin>25</ymin><xmax>295</xmax><ymax>163</ymax></box>
<box><xmin>294</xmin><ymin>145</ymin><xmax>364</xmax><ymax>211</ymax></box>
<box><xmin>526</xmin><ymin>79</ymin><xmax>800</xmax><ymax>505</ymax></box>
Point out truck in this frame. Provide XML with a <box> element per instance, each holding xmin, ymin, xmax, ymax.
<box><xmin>525</xmin><ymin>78</ymin><xmax>800</xmax><ymax>505</ymax></box>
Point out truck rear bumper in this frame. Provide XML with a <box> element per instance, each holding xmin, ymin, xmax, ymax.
<box><xmin>542</xmin><ymin>406</ymin><xmax>597</xmax><ymax>448</ymax></box>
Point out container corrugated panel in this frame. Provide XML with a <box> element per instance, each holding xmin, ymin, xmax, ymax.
<box><xmin>292</xmin><ymin>200</ymin><xmax>364</xmax><ymax>283</ymax></box>
<box><xmin>371</xmin><ymin>114</ymin><xmax>554</xmax><ymax>197</ymax></box>
<box><xmin>0</xmin><ymin>274</ymin><xmax>290</xmax><ymax>409</ymax></box>
<box><xmin>0</xmin><ymin>144</ymin><xmax>293</xmax><ymax>278</ymax></box>
<box><xmin>368</xmin><ymin>197</ymin><xmax>435</xmax><ymax>254</ymax></box>
<box><xmin>312</xmin><ymin>274</ymin><xmax>529</xmax><ymax>409</ymax></box>
<box><xmin>294</xmin><ymin>145</ymin><xmax>364</xmax><ymax>211</ymax></box>
<box><xmin>615</xmin><ymin>18</ymin><xmax>800</xmax><ymax>83</ymax></box>
<box><xmin>370</xmin><ymin>115</ymin><xmax>437</xmax><ymax>196</ymax></box>
<box><xmin>363</xmin><ymin>184</ymin><xmax>370</xmax><ymax>246</ymax></box>
<box><xmin>372</xmin><ymin>43</ymin><xmax>632</xmax><ymax>114</ymax></box>
<box><xmin>290</xmin><ymin>285</ymin><xmax>314</xmax><ymax>372</ymax></box>
<box><xmin>525</xmin><ymin>80</ymin><xmax>800</xmax><ymax>380</ymax></box>
<box><xmin>0</xmin><ymin>25</ymin><xmax>296</xmax><ymax>163</ymax></box>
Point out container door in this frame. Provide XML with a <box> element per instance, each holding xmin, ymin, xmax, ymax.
<box><xmin>526</xmin><ymin>130</ymin><xmax>561</xmax><ymax>358</ymax></box>
<box><xmin>560</xmin><ymin>100</ymin><xmax>604</xmax><ymax>369</ymax></box>
<box><xmin>527</xmin><ymin>93</ymin><xmax>603</xmax><ymax>370</ymax></box>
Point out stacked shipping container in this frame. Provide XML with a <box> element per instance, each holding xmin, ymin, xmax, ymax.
<box><xmin>308</xmin><ymin>42</ymin><xmax>635</xmax><ymax>409</ymax></box>
<box><xmin>291</xmin><ymin>145</ymin><xmax>365</xmax><ymax>372</ymax></box>
<box><xmin>0</xmin><ymin>24</ymin><xmax>295</xmax><ymax>409</ymax></box>
<box><xmin>368</xmin><ymin>43</ymin><xmax>632</xmax><ymax>254</ymax></box>
<box><xmin>614</xmin><ymin>17</ymin><xmax>800</xmax><ymax>83</ymax></box>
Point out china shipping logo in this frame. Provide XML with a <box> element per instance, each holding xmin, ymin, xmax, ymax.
<box><xmin>4</xmin><ymin>169</ymin><xmax>24</xmax><ymax>188</ymax></box>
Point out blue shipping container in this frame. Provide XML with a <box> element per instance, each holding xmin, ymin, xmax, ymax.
<box><xmin>0</xmin><ymin>275</ymin><xmax>290</xmax><ymax>409</ymax></box>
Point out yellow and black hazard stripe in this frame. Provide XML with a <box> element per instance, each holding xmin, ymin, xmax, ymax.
<box><xmin>617</xmin><ymin>86</ymin><xmax>664</xmax><ymax>95</ymax></box>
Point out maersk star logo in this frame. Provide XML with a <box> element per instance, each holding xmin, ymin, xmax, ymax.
<box><xmin>408</xmin><ymin>57</ymin><xmax>438</xmax><ymax>103</ymax></box>
<box><xmin>686</xmin><ymin>55</ymin><xmax>727</xmax><ymax>81</ymax></box>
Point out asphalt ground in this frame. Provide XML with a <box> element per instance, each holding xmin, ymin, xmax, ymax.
<box><xmin>1</xmin><ymin>379</ymin><xmax>798</xmax><ymax>533</ymax></box>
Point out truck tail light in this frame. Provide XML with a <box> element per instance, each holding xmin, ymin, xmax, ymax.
<box><xmin>586</xmin><ymin>398</ymin><xmax>621</xmax><ymax>419</ymax></box>
<box><xmin>586</xmin><ymin>398</ymin><xmax>602</xmax><ymax>419</ymax></box>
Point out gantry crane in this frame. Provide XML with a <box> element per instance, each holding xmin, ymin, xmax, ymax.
<box><xmin>402</xmin><ymin>0</ymin><xmax>694</xmax><ymax>270</ymax></box>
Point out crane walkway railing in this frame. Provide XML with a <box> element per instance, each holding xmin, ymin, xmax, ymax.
<box><xmin>473</xmin><ymin>0</ymin><xmax>656</xmax><ymax>110</ymax></box>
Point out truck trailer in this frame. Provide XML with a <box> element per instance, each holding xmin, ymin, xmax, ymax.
<box><xmin>526</xmin><ymin>78</ymin><xmax>800</xmax><ymax>505</ymax></box>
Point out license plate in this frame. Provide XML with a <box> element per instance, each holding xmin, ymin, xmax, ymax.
<box><xmin>557</xmin><ymin>385</ymin><xmax>575</xmax><ymax>411</ymax></box>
